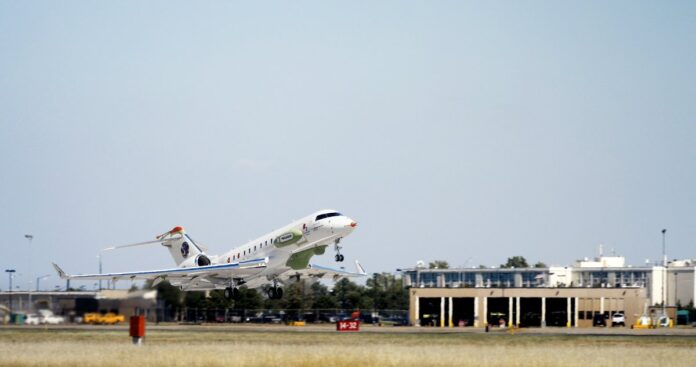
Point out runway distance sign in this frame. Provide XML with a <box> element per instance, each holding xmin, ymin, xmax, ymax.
<box><xmin>336</xmin><ymin>320</ymin><xmax>360</xmax><ymax>332</ymax></box>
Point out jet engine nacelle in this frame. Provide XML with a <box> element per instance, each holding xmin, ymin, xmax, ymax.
<box><xmin>179</xmin><ymin>253</ymin><xmax>212</xmax><ymax>268</ymax></box>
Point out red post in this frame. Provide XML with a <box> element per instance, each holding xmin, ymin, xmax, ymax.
<box><xmin>129</xmin><ymin>315</ymin><xmax>145</xmax><ymax>345</ymax></box>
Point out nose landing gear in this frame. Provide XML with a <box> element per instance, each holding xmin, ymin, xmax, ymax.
<box><xmin>334</xmin><ymin>238</ymin><xmax>345</xmax><ymax>262</ymax></box>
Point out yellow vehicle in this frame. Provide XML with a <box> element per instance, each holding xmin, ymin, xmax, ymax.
<box><xmin>633</xmin><ymin>315</ymin><xmax>653</xmax><ymax>329</ymax></box>
<box><xmin>99</xmin><ymin>312</ymin><xmax>125</xmax><ymax>325</ymax></box>
<box><xmin>83</xmin><ymin>313</ymin><xmax>102</xmax><ymax>324</ymax></box>
<box><xmin>83</xmin><ymin>312</ymin><xmax>125</xmax><ymax>325</ymax></box>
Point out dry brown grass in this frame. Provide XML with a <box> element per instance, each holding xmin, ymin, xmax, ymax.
<box><xmin>1</xmin><ymin>328</ymin><xmax>695</xmax><ymax>367</ymax></box>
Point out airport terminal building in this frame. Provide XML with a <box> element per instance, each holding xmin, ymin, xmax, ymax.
<box><xmin>402</xmin><ymin>256</ymin><xmax>696</xmax><ymax>328</ymax></box>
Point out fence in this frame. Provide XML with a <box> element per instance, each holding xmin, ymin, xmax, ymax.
<box><xmin>154</xmin><ymin>307</ymin><xmax>408</xmax><ymax>325</ymax></box>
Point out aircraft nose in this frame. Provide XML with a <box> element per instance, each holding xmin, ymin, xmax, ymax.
<box><xmin>344</xmin><ymin>217</ymin><xmax>357</xmax><ymax>229</ymax></box>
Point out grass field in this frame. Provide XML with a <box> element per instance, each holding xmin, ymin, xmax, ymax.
<box><xmin>1</xmin><ymin>326</ymin><xmax>695</xmax><ymax>367</ymax></box>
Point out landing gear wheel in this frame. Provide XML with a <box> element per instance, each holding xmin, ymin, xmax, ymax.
<box><xmin>267</xmin><ymin>286</ymin><xmax>284</xmax><ymax>300</ymax></box>
<box><xmin>335</xmin><ymin>254</ymin><xmax>345</xmax><ymax>262</ymax></box>
<box><xmin>268</xmin><ymin>287</ymin><xmax>277</xmax><ymax>300</ymax></box>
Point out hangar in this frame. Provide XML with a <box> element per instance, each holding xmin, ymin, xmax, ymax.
<box><xmin>411</xmin><ymin>287</ymin><xmax>646</xmax><ymax>328</ymax></box>
<box><xmin>403</xmin><ymin>255</ymin><xmax>695</xmax><ymax>328</ymax></box>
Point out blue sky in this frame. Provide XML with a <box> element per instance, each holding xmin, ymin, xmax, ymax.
<box><xmin>1</xmin><ymin>1</ymin><xmax>695</xmax><ymax>291</ymax></box>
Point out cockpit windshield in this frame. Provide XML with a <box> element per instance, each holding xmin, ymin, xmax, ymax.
<box><xmin>315</xmin><ymin>212</ymin><xmax>342</xmax><ymax>221</ymax></box>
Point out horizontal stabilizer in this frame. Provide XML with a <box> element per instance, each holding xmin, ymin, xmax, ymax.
<box><xmin>102</xmin><ymin>235</ymin><xmax>183</xmax><ymax>251</ymax></box>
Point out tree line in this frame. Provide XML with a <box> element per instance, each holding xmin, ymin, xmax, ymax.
<box><xmin>147</xmin><ymin>272</ymin><xmax>409</xmax><ymax>313</ymax></box>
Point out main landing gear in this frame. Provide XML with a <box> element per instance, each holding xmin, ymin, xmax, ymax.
<box><xmin>224</xmin><ymin>287</ymin><xmax>240</xmax><ymax>300</ymax></box>
<box><xmin>267</xmin><ymin>286</ymin><xmax>284</xmax><ymax>300</ymax></box>
<box><xmin>334</xmin><ymin>238</ymin><xmax>344</xmax><ymax>262</ymax></box>
<box><xmin>267</xmin><ymin>279</ymin><xmax>283</xmax><ymax>300</ymax></box>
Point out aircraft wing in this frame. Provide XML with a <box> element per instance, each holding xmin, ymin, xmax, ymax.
<box><xmin>279</xmin><ymin>260</ymin><xmax>367</xmax><ymax>282</ymax></box>
<box><xmin>52</xmin><ymin>258</ymin><xmax>268</xmax><ymax>283</ymax></box>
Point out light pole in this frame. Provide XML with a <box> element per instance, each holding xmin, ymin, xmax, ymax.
<box><xmin>97</xmin><ymin>254</ymin><xmax>102</xmax><ymax>291</ymax></box>
<box><xmin>661</xmin><ymin>229</ymin><xmax>667</xmax><ymax>316</ymax></box>
<box><xmin>5</xmin><ymin>269</ymin><xmax>15</xmax><ymax>314</ymax></box>
<box><xmin>36</xmin><ymin>275</ymin><xmax>50</xmax><ymax>291</ymax></box>
<box><xmin>25</xmin><ymin>234</ymin><xmax>33</xmax><ymax>310</ymax></box>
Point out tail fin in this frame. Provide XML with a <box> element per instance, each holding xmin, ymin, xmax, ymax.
<box><xmin>157</xmin><ymin>226</ymin><xmax>207</xmax><ymax>266</ymax></box>
<box><xmin>102</xmin><ymin>226</ymin><xmax>207</xmax><ymax>267</ymax></box>
<box><xmin>52</xmin><ymin>263</ymin><xmax>68</xmax><ymax>279</ymax></box>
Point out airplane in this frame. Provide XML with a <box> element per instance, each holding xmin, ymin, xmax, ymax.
<box><xmin>52</xmin><ymin>209</ymin><xmax>365</xmax><ymax>300</ymax></box>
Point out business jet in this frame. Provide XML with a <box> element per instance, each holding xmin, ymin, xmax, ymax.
<box><xmin>53</xmin><ymin>209</ymin><xmax>365</xmax><ymax>300</ymax></box>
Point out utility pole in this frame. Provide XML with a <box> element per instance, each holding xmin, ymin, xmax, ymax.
<box><xmin>5</xmin><ymin>269</ymin><xmax>15</xmax><ymax>315</ymax></box>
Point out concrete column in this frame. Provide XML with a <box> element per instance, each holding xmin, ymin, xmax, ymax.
<box><xmin>508</xmin><ymin>297</ymin><xmax>513</xmax><ymax>327</ymax></box>
<box><xmin>448</xmin><ymin>297</ymin><xmax>453</xmax><ymax>327</ymax></box>
<box><xmin>541</xmin><ymin>297</ymin><xmax>546</xmax><ymax>327</ymax></box>
<box><xmin>566</xmin><ymin>297</ymin><xmax>571</xmax><ymax>327</ymax></box>
<box><xmin>483</xmin><ymin>297</ymin><xmax>488</xmax><ymax>326</ymax></box>
<box><xmin>600</xmin><ymin>297</ymin><xmax>605</xmax><ymax>314</ymax></box>
<box><xmin>574</xmin><ymin>297</ymin><xmax>579</xmax><ymax>328</ymax></box>
<box><xmin>474</xmin><ymin>297</ymin><xmax>479</xmax><ymax>327</ymax></box>
<box><xmin>440</xmin><ymin>297</ymin><xmax>445</xmax><ymax>328</ymax></box>
<box><xmin>516</xmin><ymin>297</ymin><xmax>521</xmax><ymax>326</ymax></box>
<box><xmin>414</xmin><ymin>296</ymin><xmax>419</xmax><ymax>326</ymax></box>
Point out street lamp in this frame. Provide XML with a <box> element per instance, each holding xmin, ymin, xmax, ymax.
<box><xmin>36</xmin><ymin>275</ymin><xmax>50</xmax><ymax>291</ymax></box>
<box><xmin>25</xmin><ymin>234</ymin><xmax>33</xmax><ymax>310</ymax></box>
<box><xmin>5</xmin><ymin>269</ymin><xmax>15</xmax><ymax>314</ymax></box>
<box><xmin>97</xmin><ymin>254</ymin><xmax>103</xmax><ymax>291</ymax></box>
<box><xmin>661</xmin><ymin>229</ymin><xmax>667</xmax><ymax>316</ymax></box>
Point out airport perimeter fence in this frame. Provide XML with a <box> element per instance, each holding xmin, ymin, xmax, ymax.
<box><xmin>156</xmin><ymin>308</ymin><xmax>409</xmax><ymax>325</ymax></box>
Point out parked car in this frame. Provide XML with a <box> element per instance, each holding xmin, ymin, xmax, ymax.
<box><xmin>25</xmin><ymin>314</ymin><xmax>41</xmax><ymax>325</ymax></box>
<box><xmin>38</xmin><ymin>310</ymin><xmax>65</xmax><ymax>325</ymax></box>
<box><xmin>611</xmin><ymin>313</ymin><xmax>626</xmax><ymax>327</ymax></box>
<box><xmin>593</xmin><ymin>313</ymin><xmax>607</xmax><ymax>327</ymax></box>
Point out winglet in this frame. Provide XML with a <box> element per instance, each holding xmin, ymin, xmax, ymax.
<box><xmin>355</xmin><ymin>260</ymin><xmax>367</xmax><ymax>275</ymax></box>
<box><xmin>52</xmin><ymin>263</ymin><xmax>68</xmax><ymax>279</ymax></box>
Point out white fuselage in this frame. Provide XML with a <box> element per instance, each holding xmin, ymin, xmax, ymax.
<box><xmin>213</xmin><ymin>209</ymin><xmax>356</xmax><ymax>285</ymax></box>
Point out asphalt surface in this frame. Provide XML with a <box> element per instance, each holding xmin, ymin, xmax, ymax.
<box><xmin>2</xmin><ymin>323</ymin><xmax>696</xmax><ymax>337</ymax></box>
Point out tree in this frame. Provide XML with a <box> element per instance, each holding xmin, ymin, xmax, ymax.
<box><xmin>333</xmin><ymin>278</ymin><xmax>371</xmax><ymax>310</ymax></box>
<box><xmin>534</xmin><ymin>261</ymin><xmax>547</xmax><ymax>268</ymax></box>
<box><xmin>429</xmin><ymin>260</ymin><xmax>449</xmax><ymax>269</ymax></box>
<box><xmin>310</xmin><ymin>282</ymin><xmax>337</xmax><ymax>309</ymax></box>
<box><xmin>366</xmin><ymin>273</ymin><xmax>408</xmax><ymax>310</ymax></box>
<box><xmin>233</xmin><ymin>286</ymin><xmax>263</xmax><ymax>310</ymax></box>
<box><xmin>501</xmin><ymin>256</ymin><xmax>529</xmax><ymax>268</ymax></box>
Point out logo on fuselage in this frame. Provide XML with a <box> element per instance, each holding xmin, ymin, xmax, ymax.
<box><xmin>181</xmin><ymin>242</ymin><xmax>190</xmax><ymax>258</ymax></box>
<box><xmin>274</xmin><ymin>229</ymin><xmax>303</xmax><ymax>248</ymax></box>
